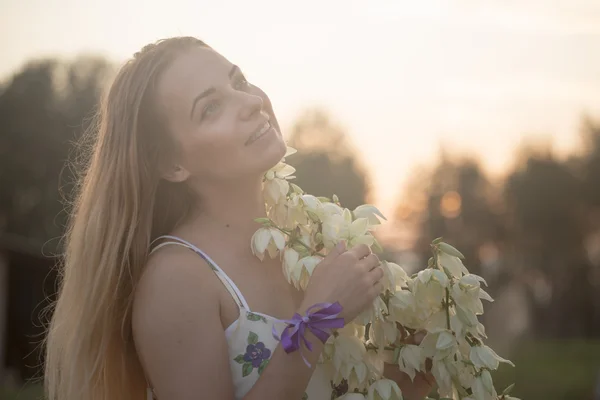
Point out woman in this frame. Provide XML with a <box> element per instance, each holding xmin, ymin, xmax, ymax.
<box><xmin>44</xmin><ymin>36</ymin><xmax>433</xmax><ymax>400</ymax></box>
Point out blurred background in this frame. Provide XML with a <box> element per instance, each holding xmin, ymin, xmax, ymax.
<box><xmin>1</xmin><ymin>0</ymin><xmax>600</xmax><ymax>399</ymax></box>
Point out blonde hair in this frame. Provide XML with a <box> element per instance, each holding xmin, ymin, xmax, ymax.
<box><xmin>44</xmin><ymin>37</ymin><xmax>207</xmax><ymax>400</ymax></box>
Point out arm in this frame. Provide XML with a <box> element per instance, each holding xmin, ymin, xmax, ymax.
<box><xmin>132</xmin><ymin>251</ymin><xmax>326</xmax><ymax>400</ymax></box>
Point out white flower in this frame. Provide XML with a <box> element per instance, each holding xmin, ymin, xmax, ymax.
<box><xmin>338</xmin><ymin>322</ymin><xmax>366</xmax><ymax>339</ymax></box>
<box><xmin>470</xmin><ymin>345</ymin><xmax>515</xmax><ymax>370</ymax></box>
<box><xmin>250</xmin><ymin>227</ymin><xmax>286</xmax><ymax>261</ymax></box>
<box><xmin>336</xmin><ymin>393</ymin><xmax>366</xmax><ymax>400</ymax></box>
<box><xmin>322</xmin><ymin>213</ymin><xmax>346</xmax><ymax>248</ymax></box>
<box><xmin>389</xmin><ymin>290</ymin><xmax>416</xmax><ymax>314</ymax></box>
<box><xmin>287</xmin><ymin>193</ymin><xmax>308</xmax><ymax>226</ymax></box>
<box><xmin>452</xmin><ymin>281</ymin><xmax>484</xmax><ymax>316</ymax></box>
<box><xmin>283</xmin><ymin>145</ymin><xmax>297</xmax><ymax>158</ymax></box>
<box><xmin>253</xmin><ymin>174</ymin><xmax>515</xmax><ymax>399</ymax></box>
<box><xmin>437</xmin><ymin>252</ymin><xmax>469</xmax><ymax>277</ymax></box>
<box><xmin>381</xmin><ymin>261</ymin><xmax>409</xmax><ymax>292</ymax></box>
<box><xmin>456</xmin><ymin>359</ymin><xmax>476</xmax><ymax>389</ymax></box>
<box><xmin>370</xmin><ymin>319</ymin><xmax>398</xmax><ymax>348</ymax></box>
<box><xmin>322</xmin><ymin>211</ymin><xmax>374</xmax><ymax>249</ymax></box>
<box><xmin>331</xmin><ymin>334</ymin><xmax>370</xmax><ymax>389</ymax></box>
<box><xmin>455</xmin><ymin>304</ymin><xmax>479</xmax><ymax>330</ymax></box>
<box><xmin>322</xmin><ymin>201</ymin><xmax>344</xmax><ymax>218</ymax></box>
<box><xmin>263</xmin><ymin>162</ymin><xmax>295</xmax><ymax>205</ymax></box>
<box><xmin>290</xmin><ymin>255</ymin><xmax>323</xmax><ymax>290</ymax></box>
<box><xmin>353</xmin><ymin>204</ymin><xmax>387</xmax><ymax>226</ymax></box>
<box><xmin>388</xmin><ymin>290</ymin><xmax>422</xmax><ymax>329</ymax></box>
<box><xmin>366</xmin><ymin>378</ymin><xmax>402</xmax><ymax>400</ymax></box>
<box><xmin>471</xmin><ymin>370</ymin><xmax>497</xmax><ymax>400</ymax></box>
<box><xmin>282</xmin><ymin>247</ymin><xmax>299</xmax><ymax>283</ymax></box>
<box><xmin>267</xmin><ymin>193</ymin><xmax>308</xmax><ymax>229</ymax></box>
<box><xmin>355</xmin><ymin>296</ymin><xmax>387</xmax><ymax>326</ymax></box>
<box><xmin>332</xmin><ymin>333</ymin><xmax>367</xmax><ymax>368</ymax></box>
<box><xmin>431</xmin><ymin>357</ymin><xmax>453</xmax><ymax>395</ymax></box>
<box><xmin>436</xmin><ymin>330</ymin><xmax>457</xmax><ymax>352</ymax></box>
<box><xmin>364</xmin><ymin>348</ymin><xmax>385</xmax><ymax>379</ymax></box>
<box><xmin>398</xmin><ymin>344</ymin><xmax>423</xmax><ymax>381</ymax></box>
<box><xmin>300</xmin><ymin>194</ymin><xmax>324</xmax><ymax>217</ymax></box>
<box><xmin>413</xmin><ymin>270</ymin><xmax>446</xmax><ymax>308</ymax></box>
<box><xmin>424</xmin><ymin>309</ymin><xmax>448</xmax><ymax>333</ymax></box>
<box><xmin>263</xmin><ymin>177</ymin><xmax>289</xmax><ymax>205</ymax></box>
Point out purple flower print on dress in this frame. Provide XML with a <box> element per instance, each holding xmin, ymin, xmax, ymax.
<box><xmin>234</xmin><ymin>331</ymin><xmax>272</xmax><ymax>377</ymax></box>
<box><xmin>243</xmin><ymin>342</ymin><xmax>272</xmax><ymax>368</ymax></box>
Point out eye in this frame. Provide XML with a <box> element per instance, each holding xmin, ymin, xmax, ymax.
<box><xmin>233</xmin><ymin>74</ymin><xmax>250</xmax><ymax>90</ymax></box>
<box><xmin>201</xmin><ymin>100</ymin><xmax>221</xmax><ymax>119</ymax></box>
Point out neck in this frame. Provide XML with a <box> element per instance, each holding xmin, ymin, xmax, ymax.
<box><xmin>184</xmin><ymin>176</ymin><xmax>268</xmax><ymax>247</ymax></box>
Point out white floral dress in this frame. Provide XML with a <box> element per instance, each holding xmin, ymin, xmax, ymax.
<box><xmin>146</xmin><ymin>235</ymin><xmax>335</xmax><ymax>400</ymax></box>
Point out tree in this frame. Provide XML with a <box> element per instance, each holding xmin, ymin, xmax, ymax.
<box><xmin>397</xmin><ymin>150</ymin><xmax>504</xmax><ymax>278</ymax></box>
<box><xmin>0</xmin><ymin>56</ymin><xmax>114</xmax><ymax>254</ymax></box>
<box><xmin>286</xmin><ymin>108</ymin><xmax>371</xmax><ymax>210</ymax></box>
<box><xmin>504</xmin><ymin>149</ymin><xmax>597</xmax><ymax>338</ymax></box>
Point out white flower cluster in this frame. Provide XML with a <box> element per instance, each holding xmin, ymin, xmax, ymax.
<box><xmin>251</xmin><ymin>147</ymin><xmax>518</xmax><ymax>400</ymax></box>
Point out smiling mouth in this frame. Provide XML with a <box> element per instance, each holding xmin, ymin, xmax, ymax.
<box><xmin>246</xmin><ymin>121</ymin><xmax>272</xmax><ymax>145</ymax></box>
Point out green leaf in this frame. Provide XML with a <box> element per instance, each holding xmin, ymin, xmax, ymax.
<box><xmin>317</xmin><ymin>196</ymin><xmax>331</xmax><ymax>203</ymax></box>
<box><xmin>247</xmin><ymin>331</ymin><xmax>259</xmax><ymax>345</ymax></box>
<box><xmin>258</xmin><ymin>359</ymin><xmax>269</xmax><ymax>375</ymax></box>
<box><xmin>246</xmin><ymin>313</ymin><xmax>268</xmax><ymax>323</ymax></box>
<box><xmin>233</xmin><ymin>355</ymin><xmax>245</xmax><ymax>364</ymax></box>
<box><xmin>301</xmin><ymin>392</ymin><xmax>309</xmax><ymax>400</ymax></box>
<box><xmin>254</xmin><ymin>217</ymin><xmax>272</xmax><ymax>225</ymax></box>
<box><xmin>438</xmin><ymin>242</ymin><xmax>465</xmax><ymax>259</ymax></box>
<box><xmin>502</xmin><ymin>383</ymin><xmax>515</xmax><ymax>396</ymax></box>
<box><xmin>432</xmin><ymin>237</ymin><xmax>443</xmax><ymax>245</ymax></box>
<box><xmin>242</xmin><ymin>363</ymin><xmax>253</xmax><ymax>377</ymax></box>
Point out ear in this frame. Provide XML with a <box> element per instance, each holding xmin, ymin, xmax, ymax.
<box><xmin>162</xmin><ymin>165</ymin><xmax>190</xmax><ymax>183</ymax></box>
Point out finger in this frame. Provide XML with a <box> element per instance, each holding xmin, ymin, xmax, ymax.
<box><xmin>348</xmin><ymin>243</ymin><xmax>371</xmax><ymax>260</ymax></box>
<box><xmin>369</xmin><ymin>265</ymin><xmax>384</xmax><ymax>284</ymax></box>
<box><xmin>361</xmin><ymin>254</ymin><xmax>380</xmax><ymax>270</ymax></box>
<box><xmin>370</xmin><ymin>281</ymin><xmax>384</xmax><ymax>297</ymax></box>
<box><xmin>327</xmin><ymin>240</ymin><xmax>347</xmax><ymax>259</ymax></box>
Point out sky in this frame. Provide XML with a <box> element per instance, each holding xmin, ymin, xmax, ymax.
<box><xmin>2</xmin><ymin>0</ymin><xmax>600</xmax><ymax>217</ymax></box>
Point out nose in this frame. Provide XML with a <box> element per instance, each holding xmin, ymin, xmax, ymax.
<box><xmin>238</xmin><ymin>92</ymin><xmax>264</xmax><ymax>121</ymax></box>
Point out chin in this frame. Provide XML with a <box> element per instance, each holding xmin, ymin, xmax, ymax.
<box><xmin>254</xmin><ymin>128</ymin><xmax>288</xmax><ymax>173</ymax></box>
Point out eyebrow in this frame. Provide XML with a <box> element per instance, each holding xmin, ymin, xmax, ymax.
<box><xmin>189</xmin><ymin>64</ymin><xmax>240</xmax><ymax>120</ymax></box>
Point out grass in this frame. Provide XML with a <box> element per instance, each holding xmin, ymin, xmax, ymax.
<box><xmin>493</xmin><ymin>339</ymin><xmax>600</xmax><ymax>400</ymax></box>
<box><xmin>0</xmin><ymin>383</ymin><xmax>43</xmax><ymax>400</ymax></box>
<box><xmin>2</xmin><ymin>340</ymin><xmax>599</xmax><ymax>400</ymax></box>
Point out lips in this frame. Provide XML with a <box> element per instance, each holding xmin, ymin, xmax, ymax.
<box><xmin>246</xmin><ymin>121</ymin><xmax>271</xmax><ymax>145</ymax></box>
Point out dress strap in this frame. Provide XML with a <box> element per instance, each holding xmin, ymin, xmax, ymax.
<box><xmin>149</xmin><ymin>235</ymin><xmax>250</xmax><ymax>310</ymax></box>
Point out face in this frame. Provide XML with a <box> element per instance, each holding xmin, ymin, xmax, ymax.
<box><xmin>155</xmin><ymin>46</ymin><xmax>287</xmax><ymax>184</ymax></box>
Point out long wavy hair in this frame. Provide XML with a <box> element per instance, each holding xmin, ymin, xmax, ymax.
<box><xmin>44</xmin><ymin>36</ymin><xmax>207</xmax><ymax>400</ymax></box>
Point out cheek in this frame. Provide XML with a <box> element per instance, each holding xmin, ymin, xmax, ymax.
<box><xmin>180</xmin><ymin>124</ymin><xmax>240</xmax><ymax>173</ymax></box>
<box><xmin>253</xmin><ymin>86</ymin><xmax>281</xmax><ymax>134</ymax></box>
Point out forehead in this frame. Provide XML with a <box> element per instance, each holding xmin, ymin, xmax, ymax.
<box><xmin>156</xmin><ymin>46</ymin><xmax>232</xmax><ymax>114</ymax></box>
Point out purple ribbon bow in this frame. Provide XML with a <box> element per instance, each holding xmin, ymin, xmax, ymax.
<box><xmin>272</xmin><ymin>302</ymin><xmax>345</xmax><ymax>367</ymax></box>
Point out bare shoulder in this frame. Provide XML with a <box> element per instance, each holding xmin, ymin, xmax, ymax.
<box><xmin>131</xmin><ymin>244</ymin><xmax>235</xmax><ymax>399</ymax></box>
<box><xmin>132</xmin><ymin>244</ymin><xmax>222</xmax><ymax>333</ymax></box>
